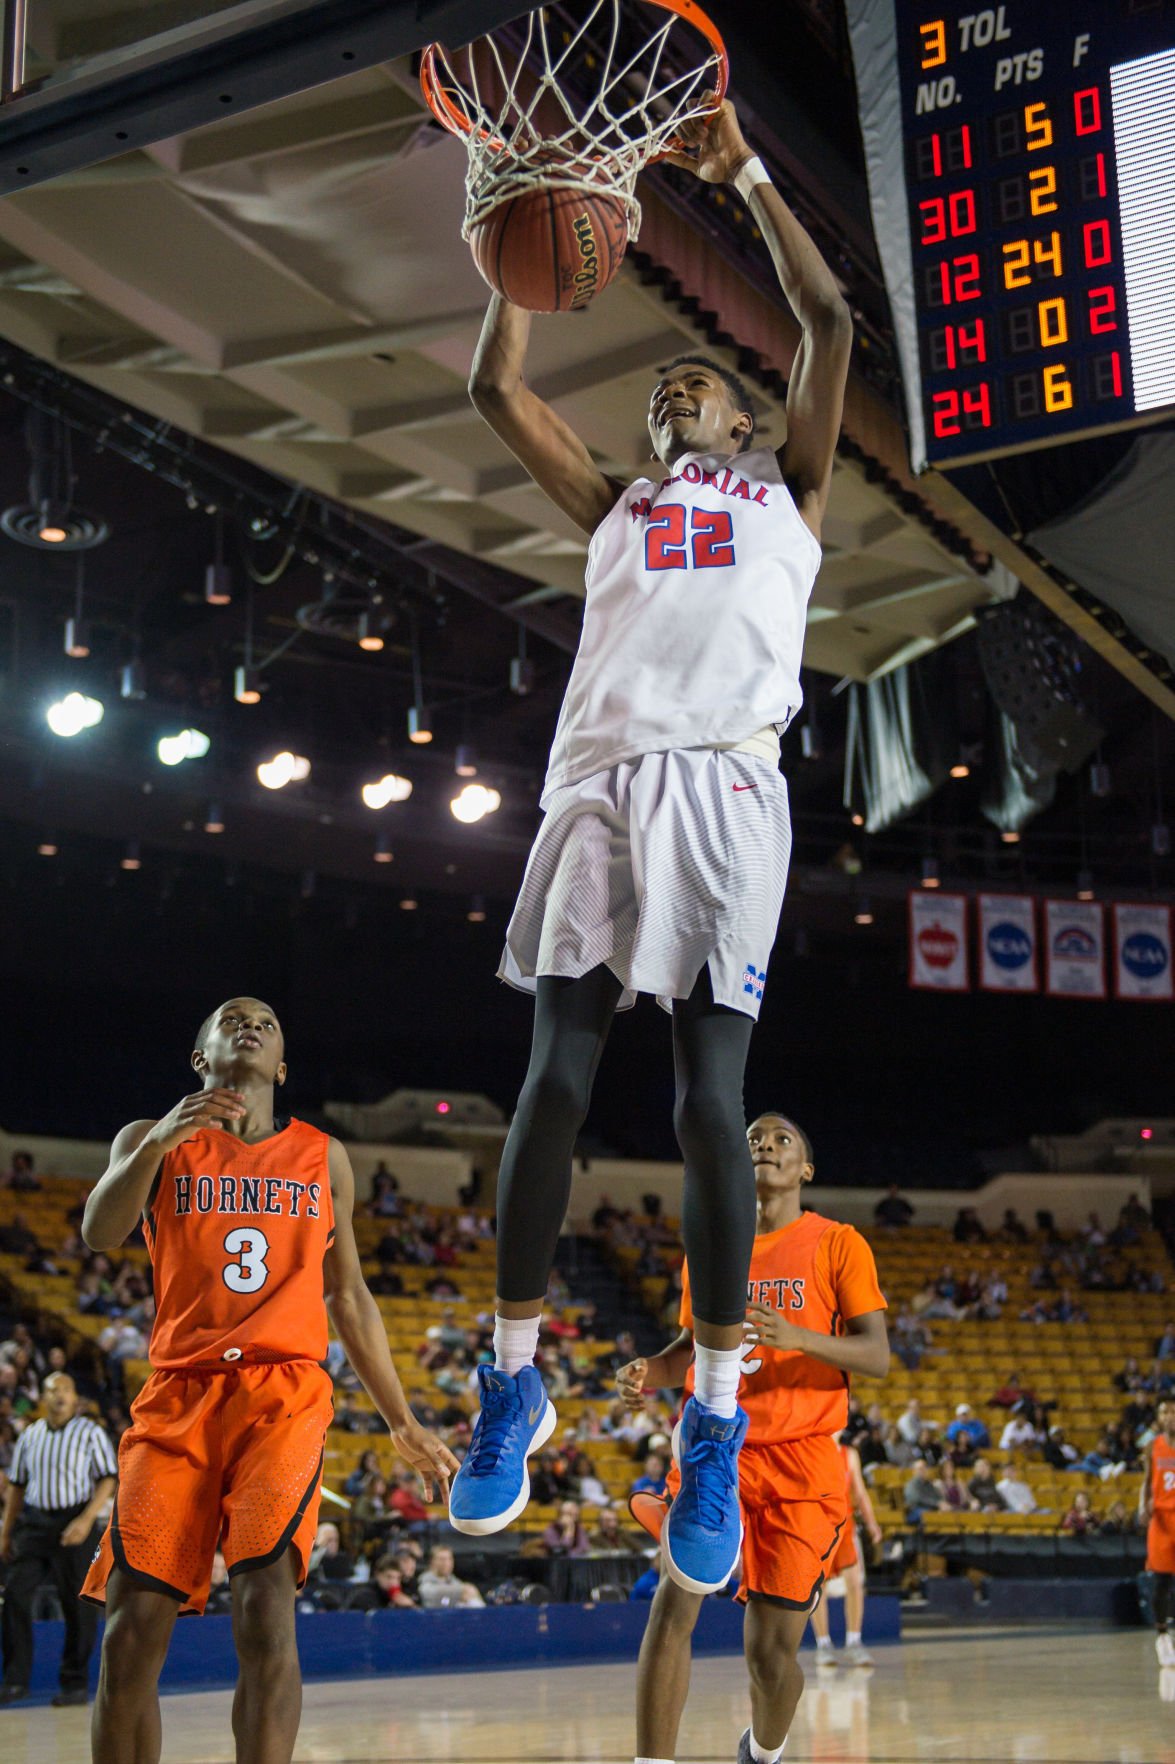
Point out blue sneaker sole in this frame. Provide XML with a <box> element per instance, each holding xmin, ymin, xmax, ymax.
<box><xmin>448</xmin><ymin>1398</ymin><xmax>557</xmax><ymax>1536</ymax></box>
<box><xmin>661</xmin><ymin>1416</ymin><xmax>743</xmax><ymax>1595</ymax></box>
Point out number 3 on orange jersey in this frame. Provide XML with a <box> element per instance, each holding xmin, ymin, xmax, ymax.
<box><xmin>223</xmin><ymin>1227</ymin><xmax>271</xmax><ymax>1293</ymax></box>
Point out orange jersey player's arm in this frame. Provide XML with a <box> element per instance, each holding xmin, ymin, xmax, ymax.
<box><xmin>1140</xmin><ymin>1436</ymin><xmax>1155</xmax><ymax>1525</ymax></box>
<box><xmin>846</xmin><ymin>1441</ymin><xmax>882</xmax><ymax>1541</ymax></box>
<box><xmin>324</xmin><ymin>1139</ymin><xmax>459</xmax><ymax>1500</ymax></box>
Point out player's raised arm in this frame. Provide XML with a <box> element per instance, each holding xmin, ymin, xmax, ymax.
<box><xmin>468</xmin><ymin>293</ymin><xmax>625</xmax><ymax>536</ymax></box>
<box><xmin>663</xmin><ymin>98</ymin><xmax>853</xmax><ymax>538</ymax></box>
<box><xmin>83</xmin><ymin>1091</ymin><xmax>246</xmax><ymax>1250</ymax></box>
<box><xmin>323</xmin><ymin>1139</ymin><xmax>460</xmax><ymax>1501</ymax></box>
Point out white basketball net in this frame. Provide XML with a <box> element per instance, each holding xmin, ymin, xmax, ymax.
<box><xmin>423</xmin><ymin>2</ymin><xmax>726</xmax><ymax>241</ymax></box>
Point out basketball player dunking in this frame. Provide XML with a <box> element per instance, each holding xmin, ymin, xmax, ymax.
<box><xmin>80</xmin><ymin>998</ymin><xmax>458</xmax><ymax>1764</ymax></box>
<box><xmin>619</xmin><ymin>1114</ymin><xmax>888</xmax><ymax>1764</ymax></box>
<box><xmin>1141</xmin><ymin>1398</ymin><xmax>1175</xmax><ymax>1668</ymax></box>
<box><xmin>449</xmin><ymin>93</ymin><xmax>852</xmax><ymax>1601</ymax></box>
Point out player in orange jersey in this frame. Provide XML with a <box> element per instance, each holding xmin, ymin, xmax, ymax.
<box><xmin>620</xmin><ymin>1112</ymin><xmax>888</xmax><ymax>1764</ymax></box>
<box><xmin>807</xmin><ymin>1433</ymin><xmax>882</xmax><ymax>1668</ymax></box>
<box><xmin>80</xmin><ymin>998</ymin><xmax>458</xmax><ymax>1764</ymax></box>
<box><xmin>1141</xmin><ymin>1398</ymin><xmax>1175</xmax><ymax>1668</ymax></box>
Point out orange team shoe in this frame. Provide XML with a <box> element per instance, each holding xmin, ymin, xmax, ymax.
<box><xmin>628</xmin><ymin>1488</ymin><xmax>670</xmax><ymax>1543</ymax></box>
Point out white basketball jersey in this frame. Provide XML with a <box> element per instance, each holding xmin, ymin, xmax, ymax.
<box><xmin>541</xmin><ymin>445</ymin><xmax>821</xmax><ymax>804</ymax></box>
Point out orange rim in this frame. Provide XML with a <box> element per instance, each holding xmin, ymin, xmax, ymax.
<box><xmin>420</xmin><ymin>0</ymin><xmax>729</xmax><ymax>158</ymax></box>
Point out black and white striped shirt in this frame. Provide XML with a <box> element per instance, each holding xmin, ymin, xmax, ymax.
<box><xmin>9</xmin><ymin>1415</ymin><xmax>118</xmax><ymax>1511</ymax></box>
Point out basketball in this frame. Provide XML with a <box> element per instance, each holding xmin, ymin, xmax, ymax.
<box><xmin>469</xmin><ymin>184</ymin><xmax>630</xmax><ymax>314</ymax></box>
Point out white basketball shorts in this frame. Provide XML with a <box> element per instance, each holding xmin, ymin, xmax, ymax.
<box><xmin>498</xmin><ymin>747</ymin><xmax>792</xmax><ymax>1019</ymax></box>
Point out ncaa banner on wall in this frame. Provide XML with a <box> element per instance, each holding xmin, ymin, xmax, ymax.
<box><xmin>908</xmin><ymin>892</ymin><xmax>969</xmax><ymax>991</ymax></box>
<box><xmin>1113</xmin><ymin>903</ymin><xmax>1174</xmax><ymax>1001</ymax></box>
<box><xmin>1044</xmin><ymin>900</ymin><xmax>1106</xmax><ymax>1000</ymax></box>
<box><xmin>978</xmin><ymin>894</ymin><xmax>1038</xmax><ymax>993</ymax></box>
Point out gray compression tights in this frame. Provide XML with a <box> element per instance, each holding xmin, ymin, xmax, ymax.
<box><xmin>495</xmin><ymin>964</ymin><xmax>757</xmax><ymax>1326</ymax></box>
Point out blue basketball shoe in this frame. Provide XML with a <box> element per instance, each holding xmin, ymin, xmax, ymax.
<box><xmin>662</xmin><ymin>1395</ymin><xmax>747</xmax><ymax>1594</ymax></box>
<box><xmin>448</xmin><ymin>1363</ymin><xmax>556</xmax><ymax>1535</ymax></box>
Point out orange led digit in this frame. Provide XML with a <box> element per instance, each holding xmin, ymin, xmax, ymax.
<box><xmin>920</xmin><ymin>19</ymin><xmax>947</xmax><ymax>69</ymax></box>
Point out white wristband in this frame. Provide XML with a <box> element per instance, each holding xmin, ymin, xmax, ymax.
<box><xmin>733</xmin><ymin>155</ymin><xmax>772</xmax><ymax>204</ymax></box>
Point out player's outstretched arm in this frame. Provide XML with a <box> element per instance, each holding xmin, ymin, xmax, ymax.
<box><xmin>323</xmin><ymin>1139</ymin><xmax>460</xmax><ymax>1501</ymax></box>
<box><xmin>82</xmin><ymin>1090</ymin><xmax>246</xmax><ymax>1250</ymax></box>
<box><xmin>1140</xmin><ymin>1438</ymin><xmax>1154</xmax><ymax>1524</ymax></box>
<box><xmin>664</xmin><ymin>98</ymin><xmax>852</xmax><ymax>538</ymax></box>
<box><xmin>468</xmin><ymin>293</ymin><xmax>625</xmax><ymax>536</ymax></box>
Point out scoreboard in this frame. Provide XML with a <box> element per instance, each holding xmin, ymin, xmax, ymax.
<box><xmin>847</xmin><ymin>2</ymin><xmax>1175</xmax><ymax>470</ymax></box>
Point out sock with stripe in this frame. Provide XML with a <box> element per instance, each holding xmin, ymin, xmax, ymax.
<box><xmin>749</xmin><ymin>1734</ymin><xmax>786</xmax><ymax>1764</ymax></box>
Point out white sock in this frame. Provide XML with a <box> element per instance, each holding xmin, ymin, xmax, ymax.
<box><xmin>815</xmin><ymin>1634</ymin><xmax>833</xmax><ymax>1650</ymax></box>
<box><xmin>750</xmin><ymin>1733</ymin><xmax>786</xmax><ymax>1764</ymax></box>
<box><xmin>493</xmin><ymin>1313</ymin><xmax>541</xmax><ymax>1376</ymax></box>
<box><xmin>635</xmin><ymin>1757</ymin><xmax>675</xmax><ymax>1763</ymax></box>
<box><xmin>693</xmin><ymin>1344</ymin><xmax>742</xmax><ymax>1418</ymax></box>
<box><xmin>846</xmin><ymin>1629</ymin><xmax>862</xmax><ymax>1647</ymax></box>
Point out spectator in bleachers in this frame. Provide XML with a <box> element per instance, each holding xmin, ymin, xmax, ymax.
<box><xmin>1115</xmin><ymin>1354</ymin><xmax>1145</xmax><ymax>1393</ymax></box>
<box><xmin>904</xmin><ymin>1459</ymin><xmax>943</xmax><ymax>1522</ymax></box>
<box><xmin>334</xmin><ymin>1395</ymin><xmax>383</xmax><ymax>1434</ymax></box>
<box><xmin>0</xmin><ymin>1215</ymin><xmax>41</xmax><ymax>1258</ymax></box>
<box><xmin>939</xmin><ymin>1459</ymin><xmax>976</xmax><ymax>1512</ymax></box>
<box><xmin>999</xmin><ymin>1207</ymin><xmax>1029</xmax><ymax>1243</ymax></box>
<box><xmin>896</xmin><ymin>1399</ymin><xmax>925</xmax><ymax>1446</ymax></box>
<box><xmin>353</xmin><ymin>1554</ymin><xmax>417</xmax><ymax>1609</ymax></box>
<box><xmin>978</xmin><ymin>1274</ymin><xmax>1007</xmax><ymax>1320</ymax></box>
<box><xmin>351</xmin><ymin>1472</ymin><xmax>394</xmax><ymax>1541</ymax></box>
<box><xmin>890</xmin><ymin>1304</ymin><xmax>932</xmax><ymax>1370</ymax></box>
<box><xmin>539</xmin><ymin>1346</ymin><xmax>584</xmax><ymax>1402</ymax></box>
<box><xmin>368</xmin><ymin>1257</ymin><xmax>404</xmax><ymax>1296</ymax></box>
<box><xmin>1044</xmin><ymin>1425</ymin><xmax>1080</xmax><ymax>1469</ymax></box>
<box><xmin>308</xmin><ymin>1521</ymin><xmax>357</xmax><ymax>1585</ymax></box>
<box><xmin>541</xmin><ymin>1499</ymin><xmax>590</xmax><ymax>1558</ymax></box>
<box><xmin>952</xmin><ymin>1207</ymin><xmax>986</xmax><ymax>1245</ymax></box>
<box><xmin>990</xmin><ymin>1371</ymin><xmax>1034</xmax><ymax>1409</ymax></box>
<box><xmin>388</xmin><ymin>1467</ymin><xmax>431</xmax><ymax>1532</ymax></box>
<box><xmin>367</xmin><ymin>1163</ymin><xmax>402</xmax><ymax>1218</ymax></box>
<box><xmin>996</xmin><ymin>1461</ymin><xmax>1038</xmax><ymax>1514</ymax></box>
<box><xmin>1157</xmin><ymin>1322</ymin><xmax>1175</xmax><ymax>1361</ymax></box>
<box><xmin>392</xmin><ymin>1543</ymin><xmax>423</xmax><ymax>1599</ymax></box>
<box><xmin>916</xmin><ymin>1424</ymin><xmax>945</xmax><ymax>1467</ymax></box>
<box><xmin>589</xmin><ymin>1508</ymin><xmax>644</xmax><ymax>1554</ymax></box>
<box><xmin>999</xmin><ymin>1410</ymin><xmax>1040</xmax><ymax>1452</ymax></box>
<box><xmin>343</xmin><ymin>1449</ymin><xmax>382</xmax><ymax>1499</ymax></box>
<box><xmin>1061</xmin><ymin>1490</ymin><xmax>1097</xmax><ymax>1534</ymax></box>
<box><xmin>1069</xmin><ymin>1430</ymin><xmax>1124</xmax><ymax>1477</ymax></box>
<box><xmin>856</xmin><ymin>1418</ymin><xmax>890</xmax><ymax>1473</ymax></box>
<box><xmin>874</xmin><ymin>1185</ymin><xmax>914</xmax><ymax>1228</ymax></box>
<box><xmin>418</xmin><ymin>1545</ymin><xmax>484</xmax><ymax>1608</ymax></box>
<box><xmin>7</xmin><ymin>1350</ymin><xmax>38</xmax><ymax>1415</ymax></box>
<box><xmin>946</xmin><ymin>1403</ymin><xmax>990</xmax><ymax>1454</ymax></box>
<box><xmin>96</xmin><ymin>1315</ymin><xmax>148</xmax><ymax>1369</ymax></box>
<box><xmin>1081</xmin><ymin>1211</ymin><xmax>1107</xmax><ymax>1248</ymax></box>
<box><xmin>1099</xmin><ymin>1498</ymin><xmax>1139</xmax><ymax>1536</ymax></box>
<box><xmin>1119</xmin><ymin>1192</ymin><xmax>1150</xmax><ymax>1233</ymax></box>
<box><xmin>967</xmin><ymin>1458</ymin><xmax>1007</xmax><ymax>1512</ymax></box>
<box><xmin>570</xmin><ymin>1451</ymin><xmax>611</xmax><ymax>1509</ymax></box>
<box><xmin>1028</xmin><ymin>1258</ymin><xmax>1058</xmax><ymax>1292</ymax></box>
<box><xmin>630</xmin><ymin>1450</ymin><xmax>667</xmax><ymax>1499</ymax></box>
<box><xmin>2</xmin><ymin>1153</ymin><xmax>40</xmax><ymax>1192</ymax></box>
<box><xmin>531</xmin><ymin>1446</ymin><xmax>574</xmax><ymax>1505</ymax></box>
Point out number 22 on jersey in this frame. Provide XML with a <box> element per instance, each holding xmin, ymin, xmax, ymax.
<box><xmin>645</xmin><ymin>504</ymin><xmax>737</xmax><ymax>572</ymax></box>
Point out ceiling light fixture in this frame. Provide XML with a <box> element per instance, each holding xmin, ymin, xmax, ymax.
<box><xmin>1000</xmin><ymin>829</ymin><xmax>1021</xmax><ymax>844</ymax></box>
<box><xmin>357</xmin><ymin>610</ymin><xmax>385</xmax><ymax>653</ymax></box>
<box><xmin>921</xmin><ymin>856</ymin><xmax>941</xmax><ymax>889</ymax></box>
<box><xmin>257</xmin><ymin>751</ymin><xmax>311</xmax><ymax>791</ymax></box>
<box><xmin>157</xmin><ymin>728</ymin><xmax>210</xmax><ymax>767</ymax></box>
<box><xmin>451</xmin><ymin>783</ymin><xmax>502</xmax><ymax>824</ymax></box>
<box><xmin>455</xmin><ymin>744</ymin><xmax>478</xmax><ymax>778</ymax></box>
<box><xmin>399</xmin><ymin>896</ymin><xmax>418</xmax><ymax>911</ymax></box>
<box><xmin>854</xmin><ymin>898</ymin><xmax>874</xmax><ymax>926</ymax></box>
<box><xmin>409</xmin><ymin>614</ymin><xmax>432</xmax><ymax>743</ymax></box>
<box><xmin>234</xmin><ymin>666</ymin><xmax>262</xmax><ymax>705</ymax></box>
<box><xmin>120</xmin><ymin>840</ymin><xmax>142</xmax><ymax>872</ymax></box>
<box><xmin>1076</xmin><ymin>868</ymin><xmax>1095</xmax><ymax>901</ymax></box>
<box><xmin>467</xmin><ymin>895</ymin><xmax>487</xmax><ymax>923</ymax></box>
<box><xmin>361</xmin><ymin>774</ymin><xmax>413</xmax><ymax>810</ymax></box>
<box><xmin>204</xmin><ymin>800</ymin><xmax>225</xmax><ymax>834</ymax></box>
<box><xmin>120</xmin><ymin>659</ymin><xmax>146</xmax><ymax>701</ymax></box>
<box><xmin>205</xmin><ymin>513</ymin><xmax>232</xmax><ymax>605</ymax></box>
<box><xmin>950</xmin><ymin>762</ymin><xmax>971</xmax><ymax>779</ymax></box>
<box><xmin>373</xmin><ymin>834</ymin><xmax>393</xmax><ymax>864</ymax></box>
<box><xmin>46</xmin><ymin>692</ymin><xmax>104</xmax><ymax>738</ymax></box>
<box><xmin>37</xmin><ymin>838</ymin><xmax>58</xmax><ymax>857</ymax></box>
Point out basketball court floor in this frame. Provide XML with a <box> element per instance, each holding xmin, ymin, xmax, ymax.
<box><xmin>2</xmin><ymin>1629</ymin><xmax>1171</xmax><ymax>1763</ymax></box>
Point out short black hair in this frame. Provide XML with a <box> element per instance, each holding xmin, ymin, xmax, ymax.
<box><xmin>751</xmin><ymin>1111</ymin><xmax>815</xmax><ymax>1169</ymax></box>
<box><xmin>659</xmin><ymin>353</ymin><xmax>756</xmax><ymax>452</ymax></box>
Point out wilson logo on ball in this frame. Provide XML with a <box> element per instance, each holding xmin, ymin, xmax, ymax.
<box><xmin>569</xmin><ymin>213</ymin><xmax>600</xmax><ymax>309</ymax></box>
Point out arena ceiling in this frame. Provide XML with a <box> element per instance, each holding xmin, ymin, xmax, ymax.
<box><xmin>0</xmin><ymin>5</ymin><xmax>1008</xmax><ymax>688</ymax></box>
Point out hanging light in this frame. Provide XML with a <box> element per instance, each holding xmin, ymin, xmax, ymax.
<box><xmin>120</xmin><ymin>839</ymin><xmax>142</xmax><ymax>872</ymax></box>
<box><xmin>1076</xmin><ymin>869</ymin><xmax>1095</xmax><ymax>901</ymax></box>
<box><xmin>361</xmin><ymin>774</ymin><xmax>413</xmax><ymax>809</ymax></box>
<box><xmin>950</xmin><ymin>761</ymin><xmax>971</xmax><ymax>780</ymax></box>
<box><xmin>357</xmin><ymin>610</ymin><xmax>385</xmax><ymax>653</ymax></box>
<box><xmin>63</xmin><ymin>617</ymin><xmax>90</xmax><ymax>658</ymax></box>
<box><xmin>204</xmin><ymin>800</ymin><xmax>225</xmax><ymax>834</ymax></box>
<box><xmin>510</xmin><ymin>628</ymin><xmax>534</xmax><ymax>696</ymax></box>
<box><xmin>120</xmin><ymin>659</ymin><xmax>146</xmax><ymax>701</ymax></box>
<box><xmin>399</xmin><ymin>896</ymin><xmax>418</xmax><ymax>911</ymax></box>
<box><xmin>205</xmin><ymin>514</ymin><xmax>232</xmax><ymax>605</ymax></box>
<box><xmin>921</xmin><ymin>856</ymin><xmax>941</xmax><ymax>889</ymax></box>
<box><xmin>1089</xmin><ymin>761</ymin><xmax>1112</xmax><ymax>798</ymax></box>
<box><xmin>1153</xmin><ymin>824</ymin><xmax>1172</xmax><ymax>858</ymax></box>
<box><xmin>37</xmin><ymin>837</ymin><xmax>58</xmax><ymax>857</ymax></box>
<box><xmin>408</xmin><ymin>704</ymin><xmax>432</xmax><ymax>745</ymax></box>
<box><xmin>46</xmin><ymin>692</ymin><xmax>104</xmax><ymax>738</ymax></box>
<box><xmin>451</xmin><ymin>784</ymin><xmax>501</xmax><ymax>824</ymax></box>
<box><xmin>1001</xmin><ymin>829</ymin><xmax>1021</xmax><ymax>845</ymax></box>
<box><xmin>467</xmin><ymin>894</ymin><xmax>487</xmax><ymax>923</ymax></box>
<box><xmin>373</xmin><ymin>834</ymin><xmax>393</xmax><ymax>864</ymax></box>
<box><xmin>234</xmin><ymin>666</ymin><xmax>261</xmax><ymax>705</ymax></box>
<box><xmin>455</xmin><ymin>744</ymin><xmax>478</xmax><ymax>778</ymax></box>
<box><xmin>854</xmin><ymin>897</ymin><xmax>874</xmax><ymax>926</ymax></box>
<box><xmin>257</xmin><ymin>751</ymin><xmax>311</xmax><ymax>790</ymax></box>
<box><xmin>300</xmin><ymin>869</ymin><xmax>317</xmax><ymax>900</ymax></box>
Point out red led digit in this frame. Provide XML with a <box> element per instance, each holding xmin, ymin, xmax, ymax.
<box><xmin>954</xmin><ymin>254</ymin><xmax>981</xmax><ymax>300</ymax></box>
<box><xmin>1074</xmin><ymin>87</ymin><xmax>1102</xmax><ymax>135</ymax></box>
<box><xmin>1088</xmin><ymin>286</ymin><xmax>1117</xmax><ymax>334</ymax></box>
<box><xmin>1091</xmin><ymin>152</ymin><xmax>1107</xmax><ymax>198</ymax></box>
<box><xmin>962</xmin><ymin>384</ymin><xmax>992</xmax><ymax>428</ymax></box>
<box><xmin>1110</xmin><ymin>352</ymin><xmax>1122</xmax><ymax>397</ymax></box>
<box><xmin>958</xmin><ymin>319</ymin><xmax>986</xmax><ymax>362</ymax></box>
<box><xmin>959</xmin><ymin>124</ymin><xmax>972</xmax><ymax>169</ymax></box>
<box><xmin>921</xmin><ymin>197</ymin><xmax>947</xmax><ymax>246</ymax></box>
<box><xmin>932</xmin><ymin>390</ymin><xmax>961</xmax><ymax>437</ymax></box>
<box><xmin>930</xmin><ymin>133</ymin><xmax>943</xmax><ymax>177</ymax></box>
<box><xmin>1083</xmin><ymin>219</ymin><xmax>1112</xmax><ymax>268</ymax></box>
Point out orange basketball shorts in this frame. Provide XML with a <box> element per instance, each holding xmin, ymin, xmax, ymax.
<box><xmin>1148</xmin><ymin>1516</ymin><xmax>1175</xmax><ymax>1576</ymax></box>
<box><xmin>828</xmin><ymin>1519</ymin><xmax>860</xmax><ymax>1577</ymax></box>
<box><xmin>83</xmin><ymin>1361</ymin><xmax>333</xmax><ymax>1615</ymax></box>
<box><xmin>666</xmin><ymin>1431</ymin><xmax>848</xmax><ymax>1610</ymax></box>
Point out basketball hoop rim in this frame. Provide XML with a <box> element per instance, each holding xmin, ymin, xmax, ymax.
<box><xmin>419</xmin><ymin>0</ymin><xmax>729</xmax><ymax>162</ymax></box>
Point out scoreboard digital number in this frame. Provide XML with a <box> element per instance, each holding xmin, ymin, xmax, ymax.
<box><xmin>885</xmin><ymin>2</ymin><xmax>1175</xmax><ymax>468</ymax></box>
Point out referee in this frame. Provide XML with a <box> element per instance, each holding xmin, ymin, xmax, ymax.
<box><xmin>0</xmin><ymin>1371</ymin><xmax>117</xmax><ymax>1706</ymax></box>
